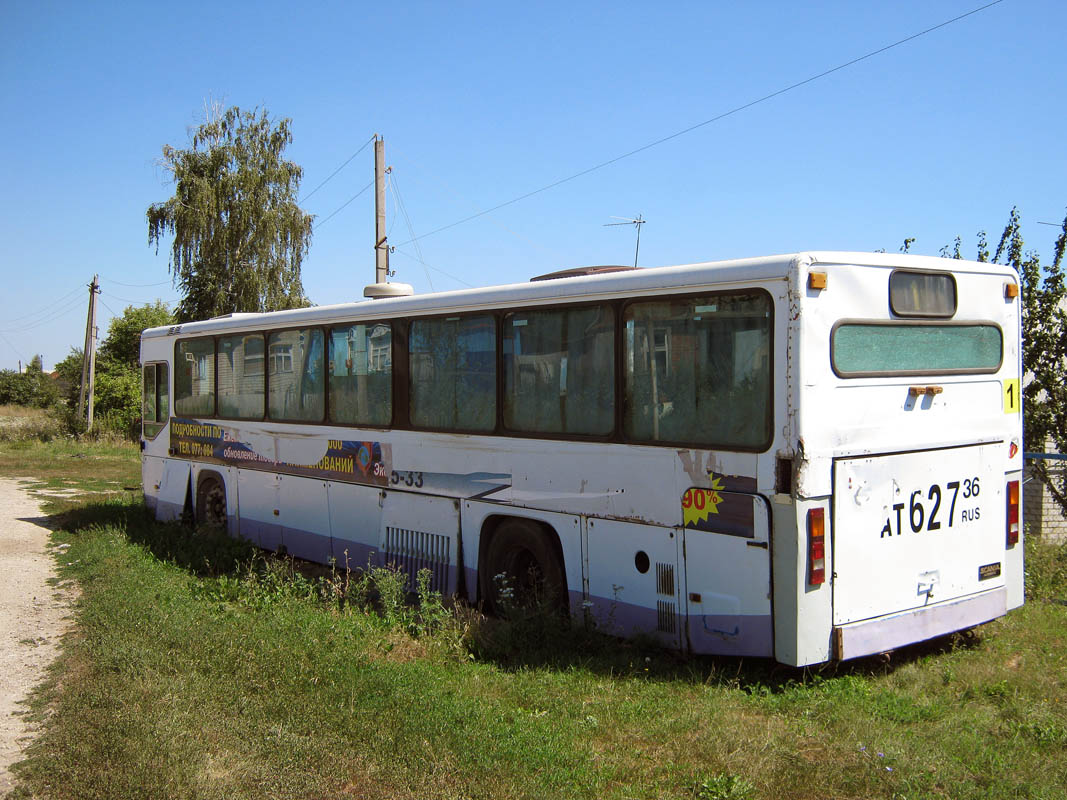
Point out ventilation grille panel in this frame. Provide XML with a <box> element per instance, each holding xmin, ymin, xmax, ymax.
<box><xmin>383</xmin><ymin>527</ymin><xmax>451</xmax><ymax>593</ymax></box>
<box><xmin>656</xmin><ymin>562</ymin><xmax>675</xmax><ymax>596</ymax></box>
<box><xmin>657</xmin><ymin>600</ymin><xmax>677</xmax><ymax>634</ymax></box>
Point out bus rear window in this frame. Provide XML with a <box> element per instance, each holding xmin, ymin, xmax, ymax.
<box><xmin>832</xmin><ymin>323</ymin><xmax>1002</xmax><ymax>376</ymax></box>
<box><xmin>889</xmin><ymin>270</ymin><xmax>956</xmax><ymax>317</ymax></box>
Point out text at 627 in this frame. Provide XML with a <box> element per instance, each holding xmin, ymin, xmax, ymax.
<box><xmin>880</xmin><ymin>478</ymin><xmax>980</xmax><ymax>538</ymax></box>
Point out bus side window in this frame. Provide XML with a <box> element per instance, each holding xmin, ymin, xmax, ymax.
<box><xmin>409</xmin><ymin>315</ymin><xmax>496</xmax><ymax>432</ymax></box>
<box><xmin>329</xmin><ymin>323</ymin><xmax>392</xmax><ymax>427</ymax></box>
<box><xmin>174</xmin><ymin>338</ymin><xmax>215</xmax><ymax>417</ymax></box>
<box><xmin>503</xmin><ymin>305</ymin><xmax>614</xmax><ymax>435</ymax></box>
<box><xmin>158</xmin><ymin>363</ymin><xmax>169</xmax><ymax>422</ymax></box>
<box><xmin>268</xmin><ymin>328</ymin><xmax>325</xmax><ymax>422</ymax></box>
<box><xmin>623</xmin><ymin>292</ymin><xmax>771</xmax><ymax>449</ymax></box>
<box><xmin>143</xmin><ymin>362</ymin><xmax>169</xmax><ymax>439</ymax></box>
<box><xmin>143</xmin><ymin>364</ymin><xmax>157</xmax><ymax>424</ymax></box>
<box><xmin>217</xmin><ymin>334</ymin><xmax>265</xmax><ymax>419</ymax></box>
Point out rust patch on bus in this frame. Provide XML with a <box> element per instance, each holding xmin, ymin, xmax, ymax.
<box><xmin>677</xmin><ymin>450</ymin><xmax>757</xmax><ymax>493</ymax></box>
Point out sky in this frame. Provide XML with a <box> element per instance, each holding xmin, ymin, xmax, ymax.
<box><xmin>1</xmin><ymin>0</ymin><xmax>1064</xmax><ymax>371</ymax></box>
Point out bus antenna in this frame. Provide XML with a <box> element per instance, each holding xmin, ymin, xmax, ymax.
<box><xmin>604</xmin><ymin>215</ymin><xmax>645</xmax><ymax>268</ymax></box>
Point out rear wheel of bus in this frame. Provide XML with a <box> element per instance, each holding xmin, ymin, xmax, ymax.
<box><xmin>482</xmin><ymin>518</ymin><xmax>565</xmax><ymax>617</ymax></box>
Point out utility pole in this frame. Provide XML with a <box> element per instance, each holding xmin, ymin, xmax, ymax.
<box><xmin>374</xmin><ymin>135</ymin><xmax>390</xmax><ymax>285</ymax></box>
<box><xmin>364</xmin><ymin>136</ymin><xmax>411</xmax><ymax>300</ymax></box>
<box><xmin>78</xmin><ymin>275</ymin><xmax>100</xmax><ymax>431</ymax></box>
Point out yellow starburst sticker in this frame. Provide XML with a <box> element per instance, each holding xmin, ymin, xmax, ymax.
<box><xmin>682</xmin><ymin>476</ymin><xmax>725</xmax><ymax>528</ymax></box>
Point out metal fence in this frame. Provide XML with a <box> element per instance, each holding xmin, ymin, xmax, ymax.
<box><xmin>1024</xmin><ymin>453</ymin><xmax>1067</xmax><ymax>541</ymax></box>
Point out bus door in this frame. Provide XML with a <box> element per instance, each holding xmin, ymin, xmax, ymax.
<box><xmin>682</xmin><ymin>489</ymin><xmax>773</xmax><ymax>657</ymax></box>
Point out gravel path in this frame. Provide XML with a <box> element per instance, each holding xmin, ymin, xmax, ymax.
<box><xmin>0</xmin><ymin>479</ymin><xmax>74</xmax><ymax>794</ymax></box>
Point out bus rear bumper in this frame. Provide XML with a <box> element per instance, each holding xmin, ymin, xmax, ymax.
<box><xmin>832</xmin><ymin>587</ymin><xmax>1007</xmax><ymax>661</ymax></box>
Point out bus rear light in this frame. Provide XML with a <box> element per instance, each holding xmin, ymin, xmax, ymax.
<box><xmin>808</xmin><ymin>508</ymin><xmax>826</xmax><ymax>585</ymax></box>
<box><xmin>1006</xmin><ymin>480</ymin><xmax>1020</xmax><ymax>546</ymax></box>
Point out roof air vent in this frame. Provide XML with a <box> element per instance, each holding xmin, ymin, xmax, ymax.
<box><xmin>364</xmin><ymin>282</ymin><xmax>414</xmax><ymax>299</ymax></box>
<box><xmin>530</xmin><ymin>265</ymin><xmax>638</xmax><ymax>282</ymax></box>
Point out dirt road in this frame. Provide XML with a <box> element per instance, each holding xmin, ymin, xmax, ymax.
<box><xmin>0</xmin><ymin>479</ymin><xmax>73</xmax><ymax>794</ymax></box>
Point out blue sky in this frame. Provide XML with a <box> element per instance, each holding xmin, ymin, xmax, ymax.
<box><xmin>1</xmin><ymin>0</ymin><xmax>1063</xmax><ymax>371</ymax></box>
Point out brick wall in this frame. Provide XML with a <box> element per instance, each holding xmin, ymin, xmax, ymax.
<box><xmin>1025</xmin><ymin>445</ymin><xmax>1067</xmax><ymax>541</ymax></box>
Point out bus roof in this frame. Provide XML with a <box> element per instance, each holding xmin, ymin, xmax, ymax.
<box><xmin>142</xmin><ymin>250</ymin><xmax>1017</xmax><ymax>338</ymax></box>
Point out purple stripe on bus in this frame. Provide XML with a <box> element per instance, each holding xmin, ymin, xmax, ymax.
<box><xmin>584</xmin><ymin>594</ymin><xmax>773</xmax><ymax>657</ymax></box>
<box><xmin>282</xmin><ymin>527</ymin><xmax>332</xmax><ymax>564</ymax></box>
<box><xmin>463</xmin><ymin>567</ymin><xmax>479</xmax><ymax>604</ymax></box>
<box><xmin>330</xmin><ymin>540</ymin><xmax>378</xmax><ymax>572</ymax></box>
<box><xmin>242</xmin><ymin>519</ymin><xmax>278</xmax><ymax>550</ymax></box>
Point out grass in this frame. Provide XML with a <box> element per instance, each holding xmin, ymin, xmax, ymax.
<box><xmin>2</xmin><ymin>434</ymin><xmax>1066</xmax><ymax>799</ymax></box>
<box><xmin>0</xmin><ymin>404</ymin><xmax>64</xmax><ymax>442</ymax></box>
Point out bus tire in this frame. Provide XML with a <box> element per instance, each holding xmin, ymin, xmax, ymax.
<box><xmin>195</xmin><ymin>475</ymin><xmax>227</xmax><ymax>532</ymax></box>
<box><xmin>482</xmin><ymin>518</ymin><xmax>565</xmax><ymax>617</ymax></box>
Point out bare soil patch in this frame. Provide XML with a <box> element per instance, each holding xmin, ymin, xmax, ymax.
<box><xmin>0</xmin><ymin>479</ymin><xmax>75</xmax><ymax>794</ymax></box>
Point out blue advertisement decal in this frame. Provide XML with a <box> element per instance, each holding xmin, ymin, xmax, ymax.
<box><xmin>170</xmin><ymin>418</ymin><xmax>390</xmax><ymax>486</ymax></box>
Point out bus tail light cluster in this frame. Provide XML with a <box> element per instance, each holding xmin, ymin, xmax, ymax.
<box><xmin>808</xmin><ymin>508</ymin><xmax>826</xmax><ymax>585</ymax></box>
<box><xmin>1006</xmin><ymin>480</ymin><xmax>1020</xmax><ymax>546</ymax></box>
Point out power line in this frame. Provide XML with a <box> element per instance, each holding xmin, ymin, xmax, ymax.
<box><xmin>388</xmin><ymin>142</ymin><xmax>567</xmax><ymax>262</ymax></box>
<box><xmin>0</xmin><ymin>293</ymin><xmax>86</xmax><ymax>334</ymax></box>
<box><xmin>98</xmin><ymin>297</ymin><xmax>122</xmax><ymax>320</ymax></box>
<box><xmin>300</xmin><ymin>134</ymin><xmax>377</xmax><ymax>204</ymax></box>
<box><xmin>392</xmin><ymin>248</ymin><xmax>474</xmax><ymax>288</ymax></box>
<box><xmin>389</xmin><ymin>170</ymin><xmax>434</xmax><ymax>291</ymax></box>
<box><xmin>396</xmin><ymin>0</ymin><xmax>1007</xmax><ymax>248</ymax></box>
<box><xmin>314</xmin><ymin>180</ymin><xmax>375</xmax><ymax>230</ymax></box>
<box><xmin>0</xmin><ymin>284</ymin><xmax>84</xmax><ymax>326</ymax></box>
<box><xmin>99</xmin><ymin>276</ymin><xmax>173</xmax><ymax>288</ymax></box>
<box><xmin>0</xmin><ymin>331</ymin><xmax>27</xmax><ymax>365</ymax></box>
<box><xmin>102</xmin><ymin>290</ymin><xmax>177</xmax><ymax>305</ymax></box>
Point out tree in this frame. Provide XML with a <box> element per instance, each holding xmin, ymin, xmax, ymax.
<box><xmin>147</xmin><ymin>106</ymin><xmax>314</xmax><ymax>323</ymax></box>
<box><xmin>53</xmin><ymin>348</ymin><xmax>83</xmax><ymax>408</ymax></box>
<box><xmin>940</xmin><ymin>208</ymin><xmax>1067</xmax><ymax>515</ymax></box>
<box><xmin>98</xmin><ymin>300</ymin><xmax>174</xmax><ymax>367</ymax></box>
<box><xmin>53</xmin><ymin>303</ymin><xmax>176</xmax><ymax>437</ymax></box>
<box><xmin>0</xmin><ymin>357</ymin><xmax>59</xmax><ymax>409</ymax></box>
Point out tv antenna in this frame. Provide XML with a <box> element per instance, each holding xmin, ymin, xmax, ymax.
<box><xmin>604</xmin><ymin>214</ymin><xmax>645</xmax><ymax>268</ymax></box>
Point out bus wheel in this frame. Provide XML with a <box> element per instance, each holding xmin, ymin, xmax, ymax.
<box><xmin>196</xmin><ymin>476</ymin><xmax>227</xmax><ymax>532</ymax></box>
<box><xmin>483</xmin><ymin>519</ymin><xmax>565</xmax><ymax>617</ymax></box>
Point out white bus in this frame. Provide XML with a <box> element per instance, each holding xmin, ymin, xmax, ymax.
<box><xmin>140</xmin><ymin>251</ymin><xmax>1024</xmax><ymax>666</ymax></box>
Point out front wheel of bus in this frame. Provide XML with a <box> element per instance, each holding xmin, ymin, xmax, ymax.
<box><xmin>483</xmin><ymin>519</ymin><xmax>565</xmax><ymax>618</ymax></box>
<box><xmin>196</xmin><ymin>476</ymin><xmax>227</xmax><ymax>532</ymax></box>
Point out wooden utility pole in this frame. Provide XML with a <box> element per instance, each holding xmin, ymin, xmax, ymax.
<box><xmin>374</xmin><ymin>135</ymin><xmax>390</xmax><ymax>285</ymax></box>
<box><xmin>78</xmin><ymin>275</ymin><xmax>100</xmax><ymax>430</ymax></box>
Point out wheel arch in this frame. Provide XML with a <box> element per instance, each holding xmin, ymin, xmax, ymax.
<box><xmin>476</xmin><ymin>513</ymin><xmax>566</xmax><ymax>606</ymax></box>
<box><xmin>193</xmin><ymin>468</ymin><xmax>228</xmax><ymax>517</ymax></box>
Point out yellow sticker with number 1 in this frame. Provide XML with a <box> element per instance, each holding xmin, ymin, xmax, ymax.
<box><xmin>1003</xmin><ymin>379</ymin><xmax>1020</xmax><ymax>413</ymax></box>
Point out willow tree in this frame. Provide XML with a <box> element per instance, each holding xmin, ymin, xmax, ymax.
<box><xmin>147</xmin><ymin>106</ymin><xmax>313</xmax><ymax>322</ymax></box>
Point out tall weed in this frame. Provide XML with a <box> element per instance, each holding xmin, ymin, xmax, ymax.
<box><xmin>1026</xmin><ymin>533</ymin><xmax>1067</xmax><ymax>602</ymax></box>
